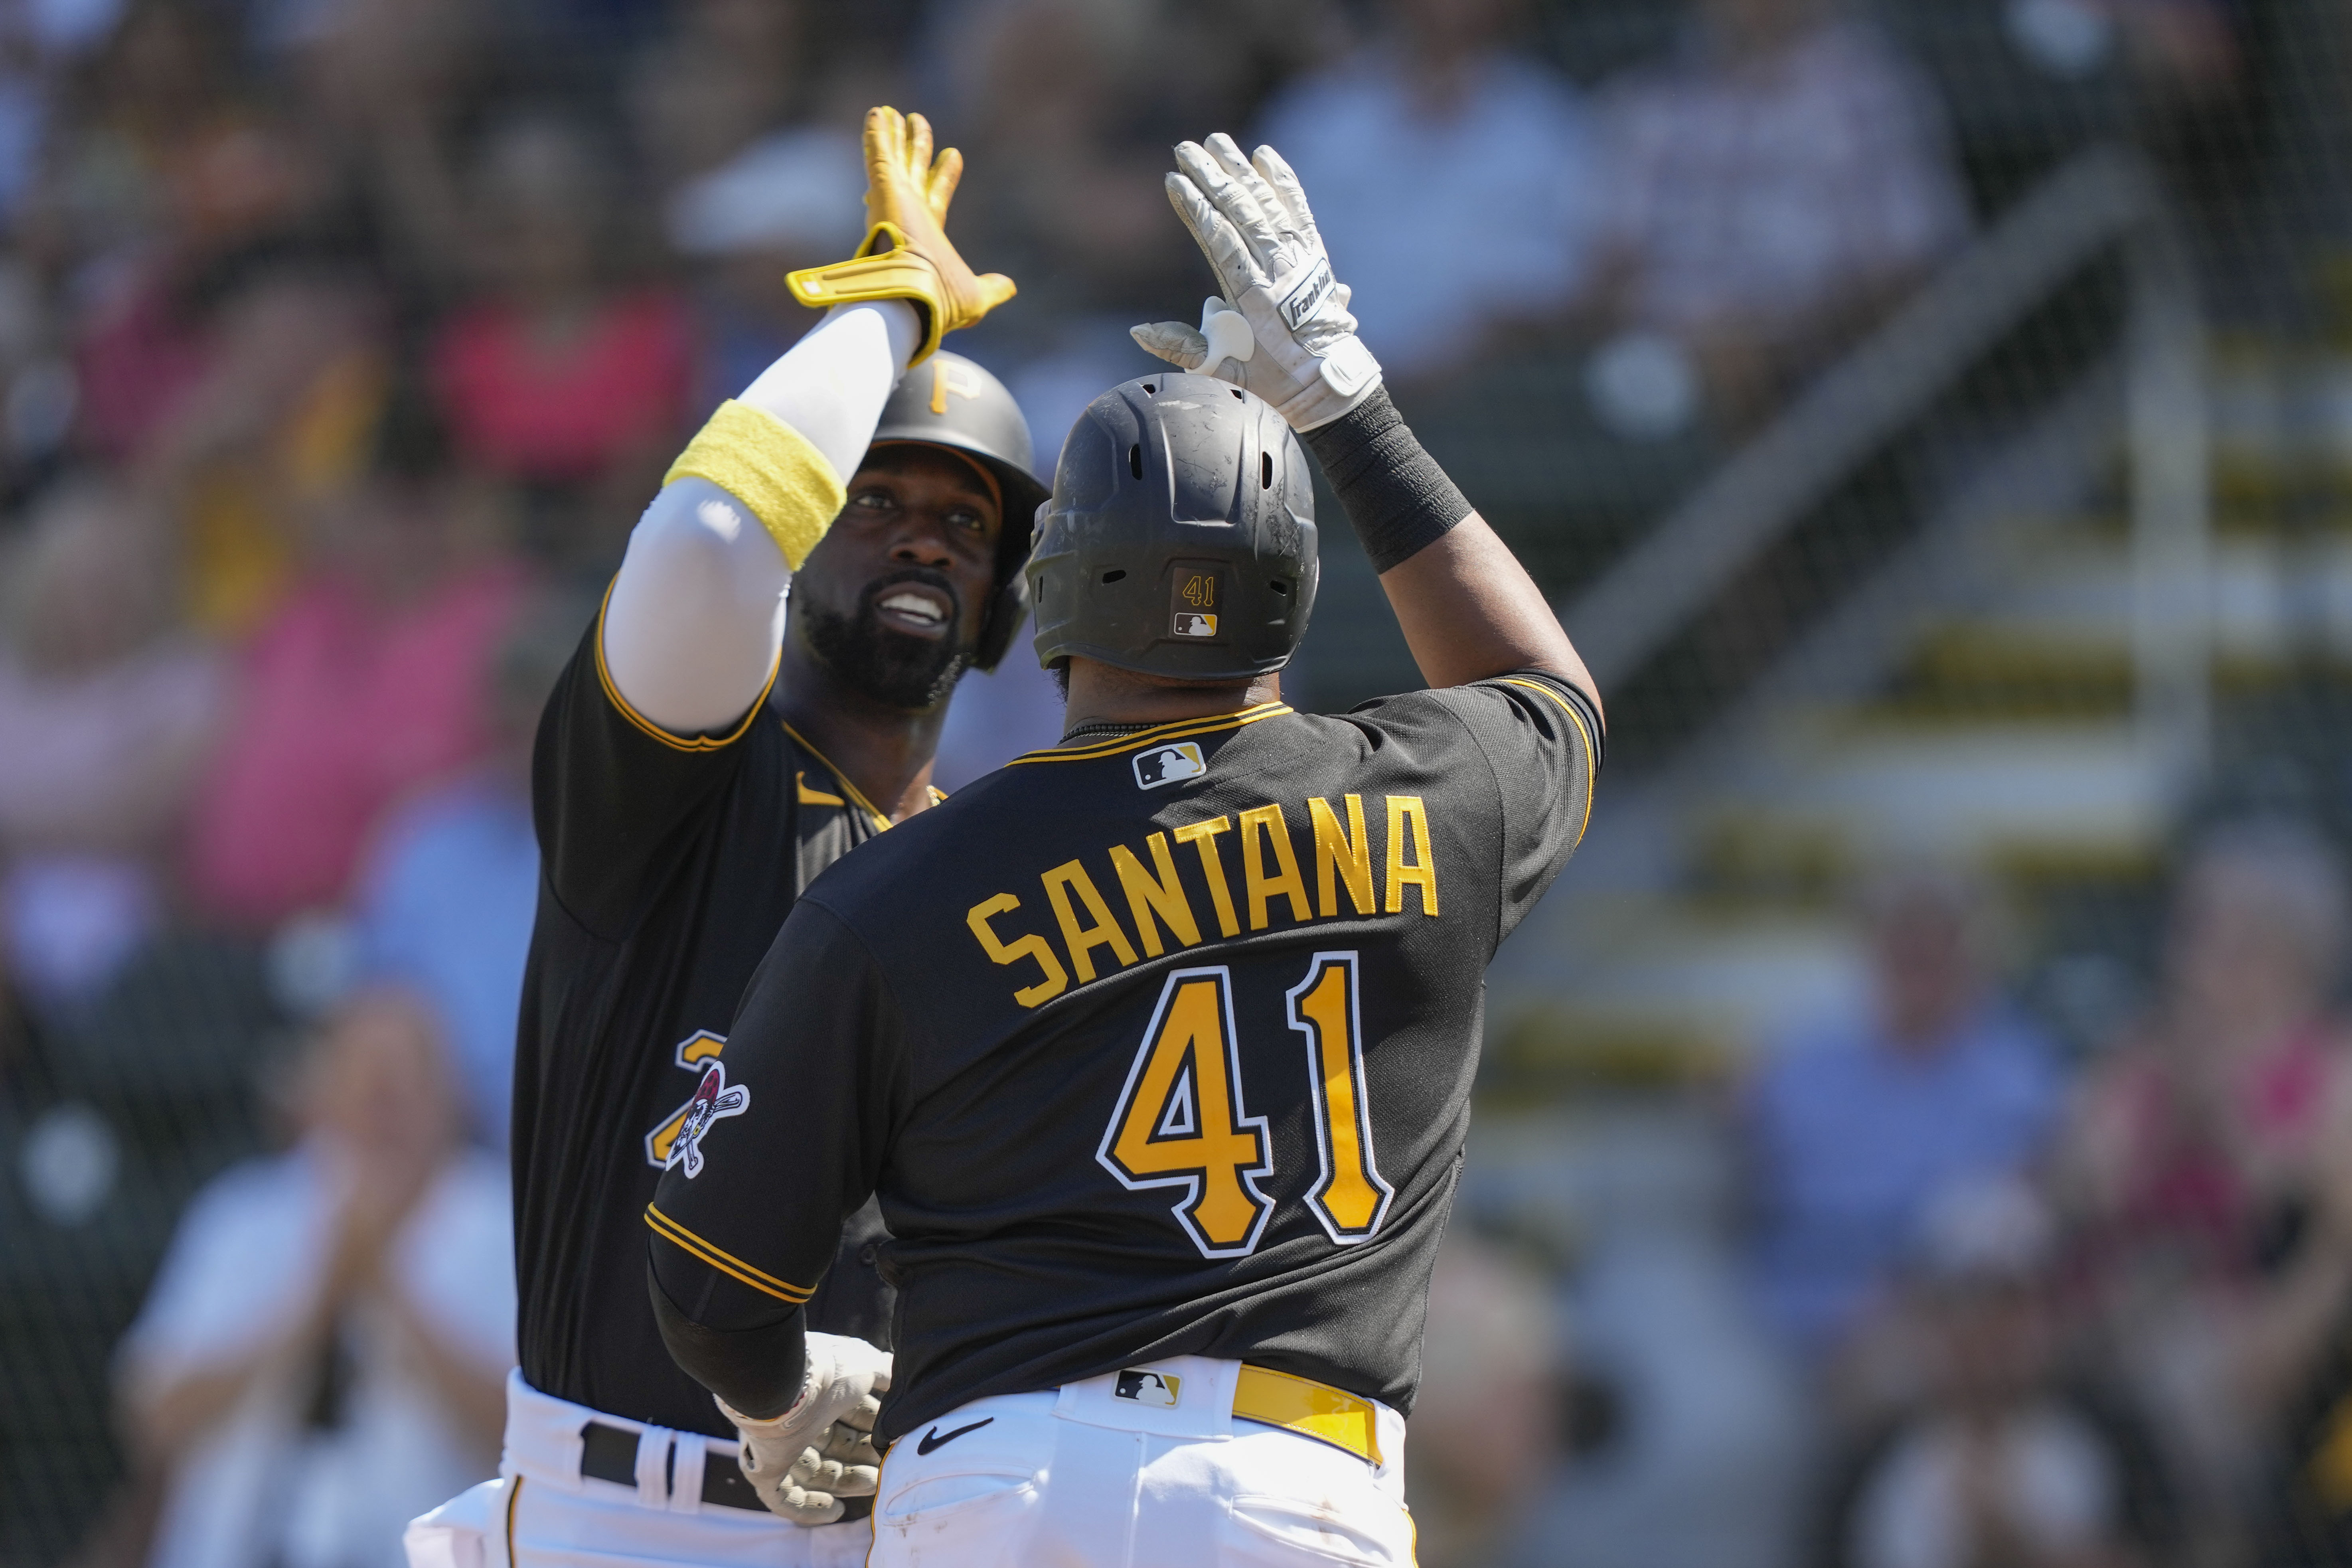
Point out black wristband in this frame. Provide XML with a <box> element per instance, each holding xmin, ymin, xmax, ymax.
<box><xmin>1301</xmin><ymin>387</ymin><xmax>1471</xmax><ymax>574</ymax></box>
<box><xmin>648</xmin><ymin>1257</ymin><xmax>807</xmax><ymax>1419</ymax></box>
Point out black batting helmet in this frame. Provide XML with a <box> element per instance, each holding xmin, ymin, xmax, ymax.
<box><xmin>868</xmin><ymin>352</ymin><xmax>1048</xmax><ymax>671</ymax></box>
<box><xmin>1027</xmin><ymin>374</ymin><xmax>1317</xmax><ymax>679</ymax></box>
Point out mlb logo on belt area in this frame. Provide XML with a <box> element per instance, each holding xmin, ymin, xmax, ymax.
<box><xmin>1134</xmin><ymin>742</ymin><xmax>1208</xmax><ymax>790</ymax></box>
<box><xmin>1115</xmin><ymin>1370</ymin><xmax>1181</xmax><ymax>1407</ymax></box>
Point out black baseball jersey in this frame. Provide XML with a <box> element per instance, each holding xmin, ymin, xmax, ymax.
<box><xmin>513</xmin><ymin>608</ymin><xmax>909</xmax><ymax>1437</ymax></box>
<box><xmin>648</xmin><ymin>672</ymin><xmax>1600</xmax><ymax>1446</ymax></box>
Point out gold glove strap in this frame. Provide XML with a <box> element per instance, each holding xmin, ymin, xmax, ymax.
<box><xmin>663</xmin><ymin>401</ymin><xmax>846</xmax><ymax>571</ymax></box>
<box><xmin>785</xmin><ymin>222</ymin><xmax>946</xmax><ymax>365</ymax></box>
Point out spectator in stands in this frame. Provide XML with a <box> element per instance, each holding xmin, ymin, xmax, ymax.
<box><xmin>71</xmin><ymin>59</ymin><xmax>334</xmax><ymax>469</ymax></box>
<box><xmin>183</xmin><ymin>385</ymin><xmax>527</xmax><ymax>930</ymax></box>
<box><xmin>627</xmin><ymin>0</ymin><xmax>811</xmax><ymax>190</ymax></box>
<box><xmin>0</xmin><ymin>0</ymin><xmax>124</xmax><ymax>225</ymax></box>
<box><xmin>0</xmin><ymin>479</ymin><xmax>225</xmax><ymax>1018</ymax></box>
<box><xmin>1819</xmin><ymin>1176</ymin><xmax>2168</xmax><ymax>1568</ymax></box>
<box><xmin>66</xmin><ymin>88</ymin><xmax>381</xmax><ymax>640</ymax></box>
<box><xmin>664</xmin><ymin>119</ymin><xmax>865</xmax><ymax>418</ymax></box>
<box><xmin>37</xmin><ymin>0</ymin><xmax>250</xmax><ymax>281</ymax></box>
<box><xmin>1579</xmin><ymin>0</ymin><xmax>1970</xmax><ymax>430</ymax></box>
<box><xmin>1406</xmin><ymin>1231</ymin><xmax>1567</xmax><ymax>1568</ymax></box>
<box><xmin>930</xmin><ymin>0</ymin><xmax>1192</xmax><ymax>327</ymax></box>
<box><xmin>1254</xmin><ymin>0</ymin><xmax>1599</xmax><ymax>384</ymax></box>
<box><xmin>934</xmin><ymin>0</ymin><xmax>1334</xmax><ymax>330</ymax></box>
<box><xmin>261</xmin><ymin>0</ymin><xmax>490</xmax><ymax>288</ymax></box>
<box><xmin>2056</xmin><ymin>823</ymin><xmax>2352</xmax><ymax>1556</ymax></box>
<box><xmin>429</xmin><ymin>113</ymin><xmax>692</xmax><ymax>568</ymax></box>
<box><xmin>1745</xmin><ymin>866</ymin><xmax>2064</xmax><ymax>1359</ymax></box>
<box><xmin>115</xmin><ymin>987</ymin><xmax>511</xmax><ymax>1568</ymax></box>
<box><xmin>349</xmin><ymin>590</ymin><xmax>585</xmax><ymax>1149</ymax></box>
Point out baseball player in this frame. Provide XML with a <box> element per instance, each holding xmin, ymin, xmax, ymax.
<box><xmin>640</xmin><ymin>133</ymin><xmax>1603</xmax><ymax>1564</ymax></box>
<box><xmin>403</xmin><ymin>110</ymin><xmax>1041</xmax><ymax>1568</ymax></box>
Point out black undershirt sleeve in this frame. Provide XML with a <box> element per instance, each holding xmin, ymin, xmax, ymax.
<box><xmin>1301</xmin><ymin>386</ymin><xmax>1473</xmax><ymax>574</ymax></box>
<box><xmin>647</xmin><ymin>1263</ymin><xmax>807</xmax><ymax>1420</ymax></box>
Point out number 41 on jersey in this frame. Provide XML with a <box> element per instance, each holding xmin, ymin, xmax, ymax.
<box><xmin>1096</xmin><ymin>952</ymin><xmax>1395</xmax><ymax>1259</ymax></box>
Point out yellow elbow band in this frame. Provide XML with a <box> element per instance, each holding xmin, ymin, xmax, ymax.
<box><xmin>784</xmin><ymin>223</ymin><xmax>946</xmax><ymax>367</ymax></box>
<box><xmin>663</xmin><ymin>401</ymin><xmax>847</xmax><ymax>571</ymax></box>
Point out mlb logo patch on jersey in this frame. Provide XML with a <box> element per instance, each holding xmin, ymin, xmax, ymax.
<box><xmin>1115</xmin><ymin>1369</ymin><xmax>1182</xmax><ymax>1408</ymax></box>
<box><xmin>1134</xmin><ymin>742</ymin><xmax>1207</xmax><ymax>791</ymax></box>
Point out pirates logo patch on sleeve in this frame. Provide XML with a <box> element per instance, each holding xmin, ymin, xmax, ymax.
<box><xmin>664</xmin><ymin>1062</ymin><xmax>750</xmax><ymax>1178</ymax></box>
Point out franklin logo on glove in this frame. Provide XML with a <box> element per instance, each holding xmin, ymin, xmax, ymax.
<box><xmin>1278</xmin><ymin>257</ymin><xmax>1336</xmax><ymax>334</ymax></box>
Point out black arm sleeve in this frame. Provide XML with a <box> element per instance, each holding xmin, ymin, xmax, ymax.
<box><xmin>648</xmin><ymin>1262</ymin><xmax>808</xmax><ymax>1420</ymax></box>
<box><xmin>1301</xmin><ymin>386</ymin><xmax>1473</xmax><ymax>573</ymax></box>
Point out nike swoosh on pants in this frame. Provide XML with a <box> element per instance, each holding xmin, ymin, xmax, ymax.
<box><xmin>915</xmin><ymin>1416</ymin><xmax>995</xmax><ymax>1455</ymax></box>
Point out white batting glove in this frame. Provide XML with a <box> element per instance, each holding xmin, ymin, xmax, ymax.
<box><xmin>716</xmin><ymin>1333</ymin><xmax>891</xmax><ymax>1525</ymax></box>
<box><xmin>1131</xmin><ymin>134</ymin><xmax>1381</xmax><ymax>431</ymax></box>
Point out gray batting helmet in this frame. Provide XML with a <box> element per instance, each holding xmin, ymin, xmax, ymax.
<box><xmin>868</xmin><ymin>352</ymin><xmax>1048</xmax><ymax>671</ymax></box>
<box><xmin>1027</xmin><ymin>374</ymin><xmax>1317</xmax><ymax>679</ymax></box>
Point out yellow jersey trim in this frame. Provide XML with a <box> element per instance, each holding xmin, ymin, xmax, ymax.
<box><xmin>1007</xmin><ymin>703</ymin><xmax>1294</xmax><ymax>766</ymax></box>
<box><xmin>644</xmin><ymin>1205</ymin><xmax>815</xmax><ymax>1306</ymax></box>
<box><xmin>779</xmin><ymin>721</ymin><xmax>892</xmax><ymax>833</ymax></box>
<box><xmin>663</xmin><ymin>401</ymin><xmax>847</xmax><ymax>571</ymax></box>
<box><xmin>592</xmin><ymin>583</ymin><xmax>778</xmax><ymax>754</ymax></box>
<box><xmin>1499</xmin><ymin>677</ymin><xmax>1597</xmax><ymax>847</ymax></box>
<box><xmin>504</xmin><ymin>1475</ymin><xmax>523</xmax><ymax>1560</ymax></box>
<box><xmin>1232</xmin><ymin>1364</ymin><xmax>1382</xmax><ymax>1466</ymax></box>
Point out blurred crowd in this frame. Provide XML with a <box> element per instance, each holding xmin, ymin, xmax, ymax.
<box><xmin>1426</xmin><ymin>824</ymin><xmax>2352</xmax><ymax>1568</ymax></box>
<box><xmin>0</xmin><ymin>0</ymin><xmax>1992</xmax><ymax>1070</ymax></box>
<box><xmin>0</xmin><ymin>0</ymin><xmax>2291</xmax><ymax>1567</ymax></box>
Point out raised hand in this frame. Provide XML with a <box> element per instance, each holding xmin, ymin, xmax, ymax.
<box><xmin>1132</xmin><ymin>134</ymin><xmax>1380</xmax><ymax>430</ymax></box>
<box><xmin>788</xmin><ymin>107</ymin><xmax>1017</xmax><ymax>366</ymax></box>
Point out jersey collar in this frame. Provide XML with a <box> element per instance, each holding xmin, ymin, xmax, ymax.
<box><xmin>778</xmin><ymin>719</ymin><xmax>895</xmax><ymax>832</ymax></box>
<box><xmin>1007</xmin><ymin>702</ymin><xmax>1293</xmax><ymax>765</ymax></box>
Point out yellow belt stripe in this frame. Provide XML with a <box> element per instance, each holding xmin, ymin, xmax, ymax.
<box><xmin>1233</xmin><ymin>1364</ymin><xmax>1382</xmax><ymax>1467</ymax></box>
<box><xmin>644</xmin><ymin>1207</ymin><xmax>815</xmax><ymax>1305</ymax></box>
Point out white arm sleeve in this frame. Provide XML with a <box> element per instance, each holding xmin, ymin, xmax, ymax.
<box><xmin>601</xmin><ymin>301</ymin><xmax>920</xmax><ymax>736</ymax></box>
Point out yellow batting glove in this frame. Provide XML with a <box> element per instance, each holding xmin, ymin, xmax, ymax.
<box><xmin>786</xmin><ymin>107</ymin><xmax>1016</xmax><ymax>366</ymax></box>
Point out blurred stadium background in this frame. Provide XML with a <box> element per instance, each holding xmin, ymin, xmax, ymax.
<box><xmin>3</xmin><ymin>0</ymin><xmax>2348</xmax><ymax>1565</ymax></box>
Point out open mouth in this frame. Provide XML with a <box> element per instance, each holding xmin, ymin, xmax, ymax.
<box><xmin>871</xmin><ymin>583</ymin><xmax>954</xmax><ymax>637</ymax></box>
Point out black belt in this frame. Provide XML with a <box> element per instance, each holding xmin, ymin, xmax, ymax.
<box><xmin>579</xmin><ymin>1421</ymin><xmax>766</xmax><ymax>1512</ymax></box>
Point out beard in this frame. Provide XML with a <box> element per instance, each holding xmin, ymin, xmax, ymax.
<box><xmin>799</xmin><ymin>569</ymin><xmax>973</xmax><ymax>711</ymax></box>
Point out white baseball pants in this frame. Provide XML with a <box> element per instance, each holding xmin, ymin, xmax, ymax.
<box><xmin>403</xmin><ymin>1371</ymin><xmax>869</xmax><ymax>1568</ymax></box>
<box><xmin>871</xmin><ymin>1356</ymin><xmax>1415</xmax><ymax>1566</ymax></box>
